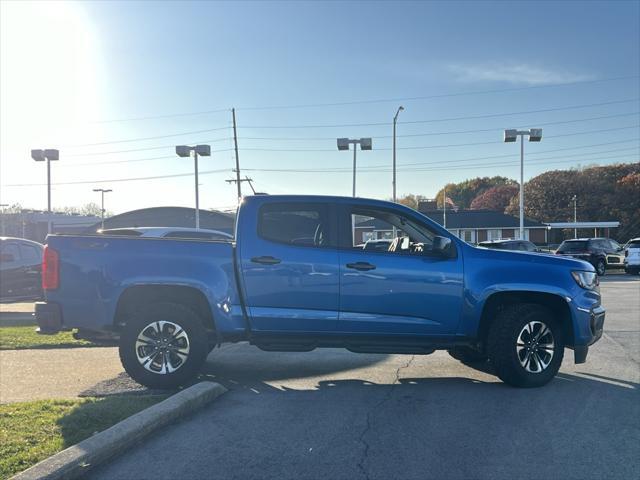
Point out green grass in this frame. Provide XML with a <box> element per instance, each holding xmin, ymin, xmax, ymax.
<box><xmin>0</xmin><ymin>395</ymin><xmax>168</xmax><ymax>479</ymax></box>
<box><xmin>0</xmin><ymin>326</ymin><xmax>98</xmax><ymax>350</ymax></box>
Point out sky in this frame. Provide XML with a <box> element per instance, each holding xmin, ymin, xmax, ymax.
<box><xmin>1</xmin><ymin>0</ymin><xmax>639</xmax><ymax>214</ymax></box>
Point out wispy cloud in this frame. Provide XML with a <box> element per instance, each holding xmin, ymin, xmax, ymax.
<box><xmin>448</xmin><ymin>63</ymin><xmax>595</xmax><ymax>86</ymax></box>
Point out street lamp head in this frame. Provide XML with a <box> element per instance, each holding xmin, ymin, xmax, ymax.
<box><xmin>504</xmin><ymin>129</ymin><xmax>518</xmax><ymax>143</ymax></box>
<box><xmin>529</xmin><ymin>128</ymin><xmax>542</xmax><ymax>142</ymax></box>
<box><xmin>44</xmin><ymin>149</ymin><xmax>59</xmax><ymax>160</ymax></box>
<box><xmin>337</xmin><ymin>138</ymin><xmax>350</xmax><ymax>151</ymax></box>
<box><xmin>175</xmin><ymin>145</ymin><xmax>191</xmax><ymax>157</ymax></box>
<box><xmin>360</xmin><ymin>138</ymin><xmax>372</xmax><ymax>150</ymax></box>
<box><xmin>195</xmin><ymin>144</ymin><xmax>211</xmax><ymax>156</ymax></box>
<box><xmin>31</xmin><ymin>149</ymin><xmax>45</xmax><ymax>161</ymax></box>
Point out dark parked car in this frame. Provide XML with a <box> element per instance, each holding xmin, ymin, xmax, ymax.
<box><xmin>478</xmin><ymin>239</ymin><xmax>539</xmax><ymax>252</ymax></box>
<box><xmin>555</xmin><ymin>238</ymin><xmax>624</xmax><ymax>276</ymax></box>
<box><xmin>0</xmin><ymin>237</ymin><xmax>44</xmax><ymax>302</ymax></box>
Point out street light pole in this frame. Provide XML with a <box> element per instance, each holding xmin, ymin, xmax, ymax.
<box><xmin>194</xmin><ymin>150</ymin><xmax>200</xmax><ymax>229</ymax></box>
<box><xmin>31</xmin><ymin>149</ymin><xmax>59</xmax><ymax>234</ymax></box>
<box><xmin>337</xmin><ymin>138</ymin><xmax>372</xmax><ymax>198</ymax></box>
<box><xmin>504</xmin><ymin>129</ymin><xmax>542</xmax><ymax>240</ymax></box>
<box><xmin>0</xmin><ymin>204</ymin><xmax>8</xmax><ymax>236</ymax></box>
<box><xmin>572</xmin><ymin>195</ymin><xmax>577</xmax><ymax>238</ymax></box>
<box><xmin>519</xmin><ymin>134</ymin><xmax>524</xmax><ymax>239</ymax></box>
<box><xmin>93</xmin><ymin>189</ymin><xmax>112</xmax><ymax>230</ymax></box>
<box><xmin>176</xmin><ymin>144</ymin><xmax>211</xmax><ymax>230</ymax></box>
<box><xmin>443</xmin><ymin>185</ymin><xmax>447</xmax><ymax>229</ymax></box>
<box><xmin>392</xmin><ymin>106</ymin><xmax>404</xmax><ymax>202</ymax></box>
<box><xmin>352</xmin><ymin>146</ymin><xmax>357</xmax><ymax>197</ymax></box>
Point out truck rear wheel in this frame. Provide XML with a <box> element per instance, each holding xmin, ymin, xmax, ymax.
<box><xmin>487</xmin><ymin>304</ymin><xmax>564</xmax><ymax>388</ymax></box>
<box><xmin>119</xmin><ymin>302</ymin><xmax>209</xmax><ymax>389</ymax></box>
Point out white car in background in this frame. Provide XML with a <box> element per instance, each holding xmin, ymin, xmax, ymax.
<box><xmin>98</xmin><ymin>227</ymin><xmax>233</xmax><ymax>241</ymax></box>
<box><xmin>624</xmin><ymin>238</ymin><xmax>640</xmax><ymax>275</ymax></box>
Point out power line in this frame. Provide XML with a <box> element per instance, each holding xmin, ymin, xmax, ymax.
<box><xmin>244</xmin><ymin>153</ymin><xmax>638</xmax><ymax>174</ymax></box>
<box><xmin>4</xmin><ymin>168</ymin><xmax>232</xmax><ymax>187</ymax></box>
<box><xmin>84</xmin><ymin>74</ymin><xmax>639</xmax><ymax>123</ymax></box>
<box><xmin>234</xmin><ymin>124</ymin><xmax>640</xmax><ymax>152</ymax></box>
<box><xmin>240</xmin><ymin>98</ymin><xmax>639</xmax><ymax>129</ymax></box>
<box><xmin>53</xmin><ymin>137</ymin><xmax>640</xmax><ymax>169</ymax></box>
<box><xmin>64</xmin><ymin>111</ymin><xmax>638</xmax><ymax>158</ymax></box>
<box><xmin>64</xmin><ymin>127</ymin><xmax>232</xmax><ymax>149</ymax></box>
<box><xmin>64</xmin><ymin>98</ymin><xmax>639</xmax><ymax>154</ymax></box>
<box><xmin>5</xmin><ymin>144</ymin><xmax>637</xmax><ymax>188</ymax></box>
<box><xmin>238</xmin><ymin>111</ymin><xmax>640</xmax><ymax>141</ymax></box>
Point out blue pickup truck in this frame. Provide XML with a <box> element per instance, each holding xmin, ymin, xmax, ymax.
<box><xmin>36</xmin><ymin>195</ymin><xmax>605</xmax><ymax>388</ymax></box>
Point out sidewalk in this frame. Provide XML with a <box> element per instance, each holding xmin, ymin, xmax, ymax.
<box><xmin>0</xmin><ymin>347</ymin><xmax>125</xmax><ymax>403</ymax></box>
<box><xmin>0</xmin><ymin>302</ymin><xmax>35</xmax><ymax>313</ymax></box>
<box><xmin>0</xmin><ymin>302</ymin><xmax>36</xmax><ymax>326</ymax></box>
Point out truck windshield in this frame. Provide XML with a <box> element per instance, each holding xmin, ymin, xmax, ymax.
<box><xmin>557</xmin><ymin>241</ymin><xmax>588</xmax><ymax>252</ymax></box>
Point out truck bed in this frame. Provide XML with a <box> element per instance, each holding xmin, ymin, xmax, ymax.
<box><xmin>44</xmin><ymin>234</ymin><xmax>246</xmax><ymax>336</ymax></box>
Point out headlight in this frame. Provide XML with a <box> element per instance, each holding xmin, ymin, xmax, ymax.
<box><xmin>571</xmin><ymin>271</ymin><xmax>599</xmax><ymax>290</ymax></box>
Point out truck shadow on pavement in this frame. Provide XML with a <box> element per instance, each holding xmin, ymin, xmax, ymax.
<box><xmin>89</xmin><ymin>367</ymin><xmax>639</xmax><ymax>480</ymax></box>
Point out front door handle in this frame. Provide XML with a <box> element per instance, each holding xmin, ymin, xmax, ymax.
<box><xmin>251</xmin><ymin>256</ymin><xmax>282</xmax><ymax>265</ymax></box>
<box><xmin>346</xmin><ymin>262</ymin><xmax>376</xmax><ymax>271</ymax></box>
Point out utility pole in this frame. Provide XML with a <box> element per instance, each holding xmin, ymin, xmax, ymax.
<box><xmin>232</xmin><ymin>108</ymin><xmax>242</xmax><ymax>201</ymax></box>
<box><xmin>226</xmin><ymin>176</ymin><xmax>256</xmax><ymax>195</ymax></box>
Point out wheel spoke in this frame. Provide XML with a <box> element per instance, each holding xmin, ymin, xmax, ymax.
<box><xmin>135</xmin><ymin>320</ymin><xmax>190</xmax><ymax>375</ymax></box>
<box><xmin>517</xmin><ymin>320</ymin><xmax>555</xmax><ymax>374</ymax></box>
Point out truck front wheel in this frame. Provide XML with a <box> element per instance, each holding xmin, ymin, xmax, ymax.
<box><xmin>119</xmin><ymin>302</ymin><xmax>209</xmax><ymax>389</ymax></box>
<box><xmin>487</xmin><ymin>304</ymin><xmax>564</xmax><ymax>388</ymax></box>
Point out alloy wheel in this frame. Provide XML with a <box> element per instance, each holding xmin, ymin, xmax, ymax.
<box><xmin>135</xmin><ymin>320</ymin><xmax>190</xmax><ymax>374</ymax></box>
<box><xmin>516</xmin><ymin>320</ymin><xmax>555</xmax><ymax>374</ymax></box>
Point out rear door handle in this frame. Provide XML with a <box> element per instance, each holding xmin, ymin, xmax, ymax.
<box><xmin>346</xmin><ymin>262</ymin><xmax>376</xmax><ymax>271</ymax></box>
<box><xmin>251</xmin><ymin>256</ymin><xmax>281</xmax><ymax>265</ymax></box>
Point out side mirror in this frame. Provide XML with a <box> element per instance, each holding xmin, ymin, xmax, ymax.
<box><xmin>432</xmin><ymin>236</ymin><xmax>453</xmax><ymax>257</ymax></box>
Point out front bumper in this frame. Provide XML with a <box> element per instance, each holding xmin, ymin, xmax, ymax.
<box><xmin>35</xmin><ymin>302</ymin><xmax>63</xmax><ymax>334</ymax></box>
<box><xmin>572</xmin><ymin>304</ymin><xmax>605</xmax><ymax>363</ymax></box>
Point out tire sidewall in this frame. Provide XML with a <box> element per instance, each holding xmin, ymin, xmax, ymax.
<box><xmin>489</xmin><ymin>305</ymin><xmax>564</xmax><ymax>388</ymax></box>
<box><xmin>119</xmin><ymin>302</ymin><xmax>209</xmax><ymax>389</ymax></box>
<box><xmin>596</xmin><ymin>259</ymin><xmax>606</xmax><ymax>276</ymax></box>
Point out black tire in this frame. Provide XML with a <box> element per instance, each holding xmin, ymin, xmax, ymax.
<box><xmin>119</xmin><ymin>302</ymin><xmax>209</xmax><ymax>389</ymax></box>
<box><xmin>487</xmin><ymin>303</ymin><xmax>564</xmax><ymax>388</ymax></box>
<box><xmin>595</xmin><ymin>259</ymin><xmax>606</xmax><ymax>276</ymax></box>
<box><xmin>448</xmin><ymin>346</ymin><xmax>488</xmax><ymax>366</ymax></box>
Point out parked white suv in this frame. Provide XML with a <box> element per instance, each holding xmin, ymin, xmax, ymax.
<box><xmin>624</xmin><ymin>238</ymin><xmax>640</xmax><ymax>275</ymax></box>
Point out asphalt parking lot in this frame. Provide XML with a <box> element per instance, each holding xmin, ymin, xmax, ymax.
<box><xmin>89</xmin><ymin>275</ymin><xmax>639</xmax><ymax>479</ymax></box>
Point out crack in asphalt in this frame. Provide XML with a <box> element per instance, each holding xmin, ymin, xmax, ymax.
<box><xmin>356</xmin><ymin>355</ymin><xmax>415</xmax><ymax>480</ymax></box>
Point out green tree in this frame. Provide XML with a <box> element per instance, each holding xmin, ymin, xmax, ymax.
<box><xmin>435</xmin><ymin>176</ymin><xmax>516</xmax><ymax>209</ymax></box>
<box><xmin>470</xmin><ymin>184</ymin><xmax>519</xmax><ymax>211</ymax></box>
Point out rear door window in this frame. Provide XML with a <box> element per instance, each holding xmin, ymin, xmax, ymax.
<box><xmin>0</xmin><ymin>243</ymin><xmax>21</xmax><ymax>267</ymax></box>
<box><xmin>19</xmin><ymin>244</ymin><xmax>41</xmax><ymax>263</ymax></box>
<box><xmin>259</xmin><ymin>203</ymin><xmax>332</xmax><ymax>248</ymax></box>
<box><xmin>558</xmin><ymin>241</ymin><xmax>587</xmax><ymax>252</ymax></box>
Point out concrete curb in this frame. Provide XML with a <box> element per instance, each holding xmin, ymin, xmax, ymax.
<box><xmin>0</xmin><ymin>312</ymin><xmax>36</xmax><ymax>327</ymax></box>
<box><xmin>11</xmin><ymin>381</ymin><xmax>227</xmax><ymax>480</ymax></box>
